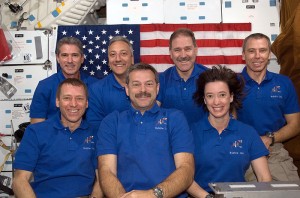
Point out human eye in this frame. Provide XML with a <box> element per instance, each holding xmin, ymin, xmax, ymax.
<box><xmin>145</xmin><ymin>81</ymin><xmax>154</xmax><ymax>87</ymax></box>
<box><xmin>259</xmin><ymin>48</ymin><xmax>268</xmax><ymax>53</ymax></box>
<box><xmin>109</xmin><ymin>52</ymin><xmax>116</xmax><ymax>58</ymax></box>
<box><xmin>219</xmin><ymin>93</ymin><xmax>227</xmax><ymax>98</ymax></box>
<box><xmin>247</xmin><ymin>49</ymin><xmax>255</xmax><ymax>54</ymax></box>
<box><xmin>205</xmin><ymin>94</ymin><xmax>213</xmax><ymax>99</ymax></box>
<box><xmin>61</xmin><ymin>53</ymin><xmax>68</xmax><ymax>58</ymax></box>
<box><xmin>132</xmin><ymin>82</ymin><xmax>140</xmax><ymax>88</ymax></box>
<box><xmin>173</xmin><ymin>48</ymin><xmax>181</xmax><ymax>53</ymax></box>
<box><xmin>76</xmin><ymin>96</ymin><xmax>85</xmax><ymax>101</ymax></box>
<box><xmin>185</xmin><ymin>47</ymin><xmax>192</xmax><ymax>52</ymax></box>
<box><xmin>72</xmin><ymin>53</ymin><xmax>80</xmax><ymax>58</ymax></box>
<box><xmin>121</xmin><ymin>51</ymin><xmax>128</xmax><ymax>56</ymax></box>
<box><xmin>62</xmin><ymin>96</ymin><xmax>71</xmax><ymax>101</ymax></box>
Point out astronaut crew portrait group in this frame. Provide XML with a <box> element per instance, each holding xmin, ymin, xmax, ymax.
<box><xmin>11</xmin><ymin>27</ymin><xmax>300</xmax><ymax>198</ymax></box>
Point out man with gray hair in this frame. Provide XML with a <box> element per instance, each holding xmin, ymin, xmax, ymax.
<box><xmin>86</xmin><ymin>36</ymin><xmax>134</xmax><ymax>130</ymax></box>
<box><xmin>97</xmin><ymin>63</ymin><xmax>194</xmax><ymax>197</ymax></box>
<box><xmin>30</xmin><ymin>36</ymin><xmax>98</xmax><ymax>124</ymax></box>
<box><xmin>157</xmin><ymin>28</ymin><xmax>208</xmax><ymax>126</ymax></box>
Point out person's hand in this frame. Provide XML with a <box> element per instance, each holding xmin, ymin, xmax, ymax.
<box><xmin>261</xmin><ymin>136</ymin><xmax>272</xmax><ymax>151</ymax></box>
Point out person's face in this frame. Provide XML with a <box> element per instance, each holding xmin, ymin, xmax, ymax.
<box><xmin>242</xmin><ymin>38</ymin><xmax>271</xmax><ymax>73</ymax></box>
<box><xmin>125</xmin><ymin>70</ymin><xmax>159</xmax><ymax>114</ymax></box>
<box><xmin>56</xmin><ymin>44</ymin><xmax>84</xmax><ymax>78</ymax></box>
<box><xmin>108</xmin><ymin>41</ymin><xmax>134</xmax><ymax>76</ymax></box>
<box><xmin>56</xmin><ymin>84</ymin><xmax>88</xmax><ymax>127</ymax></box>
<box><xmin>204</xmin><ymin>81</ymin><xmax>233</xmax><ymax>120</ymax></box>
<box><xmin>169</xmin><ymin>35</ymin><xmax>198</xmax><ymax>74</ymax></box>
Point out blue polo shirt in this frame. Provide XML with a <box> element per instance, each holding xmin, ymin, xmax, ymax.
<box><xmin>157</xmin><ymin>63</ymin><xmax>208</xmax><ymax>126</ymax></box>
<box><xmin>30</xmin><ymin>70</ymin><xmax>98</xmax><ymax>120</ymax></box>
<box><xmin>192</xmin><ymin>117</ymin><xmax>269</xmax><ymax>192</ymax></box>
<box><xmin>237</xmin><ymin>67</ymin><xmax>300</xmax><ymax>135</ymax></box>
<box><xmin>97</xmin><ymin>104</ymin><xmax>194</xmax><ymax>197</ymax></box>
<box><xmin>13</xmin><ymin>113</ymin><xmax>97</xmax><ymax>198</ymax></box>
<box><xmin>86</xmin><ymin>73</ymin><xmax>130</xmax><ymax>130</ymax></box>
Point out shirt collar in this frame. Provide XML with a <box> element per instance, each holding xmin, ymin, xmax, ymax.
<box><xmin>110</xmin><ymin>73</ymin><xmax>125</xmax><ymax>89</ymax></box>
<box><xmin>57</xmin><ymin>70</ymin><xmax>87</xmax><ymax>81</ymax></box>
<box><xmin>129</xmin><ymin>103</ymin><xmax>160</xmax><ymax>116</ymax></box>
<box><xmin>241</xmin><ymin>66</ymin><xmax>273</xmax><ymax>83</ymax></box>
<box><xmin>171</xmin><ymin>63</ymin><xmax>201</xmax><ymax>80</ymax></box>
<box><xmin>57</xmin><ymin>70</ymin><xmax>66</xmax><ymax>81</ymax></box>
<box><xmin>53</xmin><ymin>112</ymin><xmax>89</xmax><ymax>131</ymax></box>
<box><xmin>203</xmin><ymin>116</ymin><xmax>237</xmax><ymax>132</ymax></box>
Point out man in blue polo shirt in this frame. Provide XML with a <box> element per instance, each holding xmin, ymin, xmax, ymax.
<box><xmin>30</xmin><ymin>36</ymin><xmax>98</xmax><ymax>124</ymax></box>
<box><xmin>86</xmin><ymin>36</ymin><xmax>134</xmax><ymax>130</ymax></box>
<box><xmin>237</xmin><ymin>33</ymin><xmax>300</xmax><ymax>181</ymax></box>
<box><xmin>157</xmin><ymin>28</ymin><xmax>208</xmax><ymax>126</ymax></box>
<box><xmin>97</xmin><ymin>63</ymin><xmax>194</xmax><ymax>198</ymax></box>
<box><xmin>13</xmin><ymin>78</ymin><xmax>102</xmax><ymax>197</ymax></box>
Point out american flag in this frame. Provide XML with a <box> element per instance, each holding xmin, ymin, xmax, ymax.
<box><xmin>56</xmin><ymin>23</ymin><xmax>251</xmax><ymax>79</ymax></box>
<box><xmin>56</xmin><ymin>25</ymin><xmax>140</xmax><ymax>79</ymax></box>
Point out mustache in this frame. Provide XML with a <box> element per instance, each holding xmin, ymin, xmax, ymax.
<box><xmin>64</xmin><ymin>64</ymin><xmax>75</xmax><ymax>66</ymax></box>
<box><xmin>177</xmin><ymin>57</ymin><xmax>191</xmax><ymax>62</ymax></box>
<box><xmin>135</xmin><ymin>92</ymin><xmax>151</xmax><ymax>98</ymax></box>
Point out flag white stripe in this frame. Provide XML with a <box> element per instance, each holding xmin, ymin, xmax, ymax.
<box><xmin>141</xmin><ymin>47</ymin><xmax>243</xmax><ymax>56</ymax></box>
<box><xmin>152</xmin><ymin>64</ymin><xmax>246</xmax><ymax>73</ymax></box>
<box><xmin>141</xmin><ymin>31</ymin><xmax>251</xmax><ymax>40</ymax></box>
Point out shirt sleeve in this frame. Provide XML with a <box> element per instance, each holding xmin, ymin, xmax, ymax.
<box><xmin>86</xmin><ymin>83</ymin><xmax>106</xmax><ymax>130</ymax></box>
<box><xmin>96</xmin><ymin>111</ymin><xmax>119</xmax><ymax>157</ymax></box>
<box><xmin>30</xmin><ymin>81</ymin><xmax>50</xmax><ymax>119</ymax></box>
<box><xmin>248</xmin><ymin>127</ymin><xmax>269</xmax><ymax>161</ymax></box>
<box><xmin>168</xmin><ymin>109</ymin><xmax>195</xmax><ymax>155</ymax></box>
<box><xmin>13</xmin><ymin>125</ymin><xmax>40</xmax><ymax>171</ymax></box>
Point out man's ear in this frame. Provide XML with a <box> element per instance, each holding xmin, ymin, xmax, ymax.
<box><xmin>56</xmin><ymin>98</ymin><xmax>60</xmax><ymax>108</ymax></box>
<box><xmin>125</xmin><ymin>84</ymin><xmax>129</xmax><ymax>96</ymax></box>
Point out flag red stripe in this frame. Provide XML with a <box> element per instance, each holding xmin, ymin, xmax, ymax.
<box><xmin>140</xmin><ymin>55</ymin><xmax>246</xmax><ymax>65</ymax></box>
<box><xmin>140</xmin><ymin>23</ymin><xmax>251</xmax><ymax>32</ymax></box>
<box><xmin>140</xmin><ymin>39</ymin><xmax>244</xmax><ymax>48</ymax></box>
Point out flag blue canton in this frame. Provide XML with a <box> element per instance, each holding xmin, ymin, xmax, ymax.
<box><xmin>57</xmin><ymin>25</ymin><xmax>140</xmax><ymax>79</ymax></box>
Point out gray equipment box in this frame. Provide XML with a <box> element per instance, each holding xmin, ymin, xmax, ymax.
<box><xmin>209</xmin><ymin>181</ymin><xmax>300</xmax><ymax>198</ymax></box>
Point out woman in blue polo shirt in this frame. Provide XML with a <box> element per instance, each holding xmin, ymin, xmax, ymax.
<box><xmin>187</xmin><ymin>65</ymin><xmax>272</xmax><ymax>198</ymax></box>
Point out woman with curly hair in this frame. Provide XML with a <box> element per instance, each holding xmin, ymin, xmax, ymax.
<box><xmin>187</xmin><ymin>65</ymin><xmax>271</xmax><ymax>198</ymax></box>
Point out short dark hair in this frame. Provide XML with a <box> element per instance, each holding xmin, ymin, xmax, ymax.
<box><xmin>56</xmin><ymin>78</ymin><xmax>88</xmax><ymax>99</ymax></box>
<box><xmin>126</xmin><ymin>62</ymin><xmax>159</xmax><ymax>84</ymax></box>
<box><xmin>109</xmin><ymin>36</ymin><xmax>134</xmax><ymax>56</ymax></box>
<box><xmin>169</xmin><ymin>28</ymin><xmax>197</xmax><ymax>49</ymax></box>
<box><xmin>55</xmin><ymin>37</ymin><xmax>84</xmax><ymax>55</ymax></box>
<box><xmin>193</xmin><ymin>65</ymin><xmax>245</xmax><ymax>113</ymax></box>
<box><xmin>242</xmin><ymin>33</ymin><xmax>271</xmax><ymax>52</ymax></box>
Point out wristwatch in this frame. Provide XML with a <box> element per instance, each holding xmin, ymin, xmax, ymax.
<box><xmin>205</xmin><ymin>194</ymin><xmax>214</xmax><ymax>198</ymax></box>
<box><xmin>267</xmin><ymin>132</ymin><xmax>275</xmax><ymax>146</ymax></box>
<box><xmin>153</xmin><ymin>186</ymin><xmax>164</xmax><ymax>198</ymax></box>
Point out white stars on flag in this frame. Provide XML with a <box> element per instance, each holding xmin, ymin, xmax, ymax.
<box><xmin>57</xmin><ymin>25</ymin><xmax>140</xmax><ymax>79</ymax></box>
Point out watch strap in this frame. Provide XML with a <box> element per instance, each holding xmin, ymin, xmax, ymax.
<box><xmin>153</xmin><ymin>186</ymin><xmax>164</xmax><ymax>198</ymax></box>
<box><xmin>267</xmin><ymin>132</ymin><xmax>275</xmax><ymax>146</ymax></box>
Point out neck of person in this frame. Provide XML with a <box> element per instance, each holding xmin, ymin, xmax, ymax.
<box><xmin>134</xmin><ymin>103</ymin><xmax>155</xmax><ymax>115</ymax></box>
<box><xmin>178</xmin><ymin>70</ymin><xmax>192</xmax><ymax>82</ymax></box>
<box><xmin>63</xmin><ymin>72</ymin><xmax>80</xmax><ymax>79</ymax></box>
<box><xmin>61</xmin><ymin>119</ymin><xmax>81</xmax><ymax>133</ymax></box>
<box><xmin>114</xmin><ymin>73</ymin><xmax>127</xmax><ymax>87</ymax></box>
<box><xmin>208</xmin><ymin>114</ymin><xmax>230</xmax><ymax>134</ymax></box>
<box><xmin>247</xmin><ymin>68</ymin><xmax>267</xmax><ymax>84</ymax></box>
